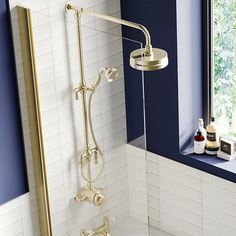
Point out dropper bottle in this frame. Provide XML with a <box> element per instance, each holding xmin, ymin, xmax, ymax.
<box><xmin>198</xmin><ymin>118</ymin><xmax>206</xmax><ymax>142</ymax></box>
<box><xmin>194</xmin><ymin>129</ymin><xmax>205</xmax><ymax>154</ymax></box>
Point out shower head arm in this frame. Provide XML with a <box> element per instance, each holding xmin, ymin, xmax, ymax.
<box><xmin>66</xmin><ymin>2</ymin><xmax>153</xmax><ymax>55</ymax></box>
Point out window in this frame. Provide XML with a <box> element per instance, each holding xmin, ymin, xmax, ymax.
<box><xmin>210</xmin><ymin>0</ymin><xmax>236</xmax><ymax>137</ymax></box>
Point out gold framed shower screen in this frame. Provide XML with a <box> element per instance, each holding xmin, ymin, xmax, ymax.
<box><xmin>17</xmin><ymin>6</ymin><xmax>52</xmax><ymax>236</ymax></box>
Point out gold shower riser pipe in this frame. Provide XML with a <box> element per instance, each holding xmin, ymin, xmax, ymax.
<box><xmin>65</xmin><ymin>2</ymin><xmax>153</xmax><ymax>55</ymax></box>
<box><xmin>75</xmin><ymin>12</ymin><xmax>93</xmax><ymax>190</ymax></box>
<box><xmin>75</xmin><ymin>12</ymin><xmax>89</xmax><ymax>152</ymax></box>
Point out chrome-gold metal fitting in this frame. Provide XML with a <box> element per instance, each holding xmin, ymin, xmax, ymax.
<box><xmin>80</xmin><ymin>216</ymin><xmax>110</xmax><ymax>236</ymax></box>
<box><xmin>74</xmin><ymin>185</ymin><xmax>105</xmax><ymax>206</ymax></box>
<box><xmin>65</xmin><ymin>1</ymin><xmax>168</xmax><ymax>71</ymax></box>
<box><xmin>130</xmin><ymin>47</ymin><xmax>169</xmax><ymax>71</ymax></box>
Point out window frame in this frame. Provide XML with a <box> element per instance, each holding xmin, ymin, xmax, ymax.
<box><xmin>202</xmin><ymin>0</ymin><xmax>213</xmax><ymax>126</ymax></box>
<box><xmin>203</xmin><ymin>0</ymin><xmax>236</xmax><ymax>136</ymax></box>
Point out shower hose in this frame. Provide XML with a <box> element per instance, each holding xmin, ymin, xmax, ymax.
<box><xmin>80</xmin><ymin>90</ymin><xmax>105</xmax><ymax>184</ymax></box>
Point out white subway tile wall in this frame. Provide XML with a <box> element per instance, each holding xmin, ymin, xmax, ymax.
<box><xmin>127</xmin><ymin>145</ymin><xmax>236</xmax><ymax>236</ymax></box>
<box><xmin>1</xmin><ymin>0</ymin><xmax>236</xmax><ymax>236</ymax></box>
<box><xmin>52</xmin><ymin>1</ymin><xmax>131</xmax><ymax>233</ymax></box>
<box><xmin>5</xmin><ymin>0</ymin><xmax>133</xmax><ymax>235</ymax></box>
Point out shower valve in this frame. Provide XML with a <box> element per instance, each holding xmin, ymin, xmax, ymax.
<box><xmin>73</xmin><ymin>87</ymin><xmax>82</xmax><ymax>100</ymax></box>
<box><xmin>80</xmin><ymin>148</ymin><xmax>99</xmax><ymax>166</ymax></box>
<box><xmin>91</xmin><ymin>148</ymin><xmax>98</xmax><ymax>164</ymax></box>
<box><xmin>74</xmin><ymin>195</ymin><xmax>87</xmax><ymax>202</ymax></box>
<box><xmin>74</xmin><ymin>185</ymin><xmax>105</xmax><ymax>206</ymax></box>
<box><xmin>73</xmin><ymin>86</ymin><xmax>91</xmax><ymax>100</ymax></box>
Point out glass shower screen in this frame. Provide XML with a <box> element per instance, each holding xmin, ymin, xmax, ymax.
<box><xmin>15</xmin><ymin>7</ymin><xmax>151</xmax><ymax>236</ymax></box>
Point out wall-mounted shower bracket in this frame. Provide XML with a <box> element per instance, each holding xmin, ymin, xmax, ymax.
<box><xmin>73</xmin><ymin>85</ymin><xmax>95</xmax><ymax>100</ymax></box>
<box><xmin>80</xmin><ymin>216</ymin><xmax>110</xmax><ymax>236</ymax></box>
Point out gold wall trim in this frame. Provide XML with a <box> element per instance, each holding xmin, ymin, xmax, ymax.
<box><xmin>16</xmin><ymin>6</ymin><xmax>52</xmax><ymax>236</ymax></box>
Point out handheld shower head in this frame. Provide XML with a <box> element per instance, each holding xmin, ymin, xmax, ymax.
<box><xmin>104</xmin><ymin>68</ymin><xmax>119</xmax><ymax>82</ymax></box>
<box><xmin>130</xmin><ymin>47</ymin><xmax>168</xmax><ymax>71</ymax></box>
<box><xmin>92</xmin><ymin>67</ymin><xmax>119</xmax><ymax>89</ymax></box>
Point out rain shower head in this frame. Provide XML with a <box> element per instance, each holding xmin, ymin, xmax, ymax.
<box><xmin>65</xmin><ymin>2</ymin><xmax>169</xmax><ymax>72</ymax></box>
<box><xmin>130</xmin><ymin>47</ymin><xmax>168</xmax><ymax>71</ymax></box>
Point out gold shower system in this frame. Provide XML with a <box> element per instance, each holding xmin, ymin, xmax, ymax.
<box><xmin>65</xmin><ymin>2</ymin><xmax>168</xmax><ymax>235</ymax></box>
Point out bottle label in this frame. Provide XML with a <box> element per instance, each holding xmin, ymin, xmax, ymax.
<box><xmin>194</xmin><ymin>140</ymin><xmax>205</xmax><ymax>154</ymax></box>
<box><xmin>220</xmin><ymin>140</ymin><xmax>231</xmax><ymax>155</ymax></box>
<box><xmin>207</xmin><ymin>132</ymin><xmax>216</xmax><ymax>142</ymax></box>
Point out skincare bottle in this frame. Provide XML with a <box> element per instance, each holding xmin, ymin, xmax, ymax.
<box><xmin>205</xmin><ymin>117</ymin><xmax>220</xmax><ymax>155</ymax></box>
<box><xmin>194</xmin><ymin>130</ymin><xmax>205</xmax><ymax>154</ymax></box>
<box><xmin>198</xmin><ymin>118</ymin><xmax>206</xmax><ymax>141</ymax></box>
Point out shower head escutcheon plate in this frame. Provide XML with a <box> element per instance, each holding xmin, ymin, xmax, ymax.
<box><xmin>130</xmin><ymin>47</ymin><xmax>168</xmax><ymax>71</ymax></box>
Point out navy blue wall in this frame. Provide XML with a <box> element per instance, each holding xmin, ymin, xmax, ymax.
<box><xmin>0</xmin><ymin>0</ymin><xmax>28</xmax><ymax>204</ymax></box>
<box><xmin>177</xmin><ymin>0</ymin><xmax>203</xmax><ymax>154</ymax></box>
<box><xmin>122</xmin><ymin>40</ymin><xmax>145</xmax><ymax>142</ymax></box>
<box><xmin>121</xmin><ymin>0</ymin><xmax>236</xmax><ymax>183</ymax></box>
<box><xmin>121</xmin><ymin>0</ymin><xmax>179</xmax><ymax>156</ymax></box>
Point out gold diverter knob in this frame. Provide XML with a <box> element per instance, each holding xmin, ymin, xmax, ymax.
<box><xmin>93</xmin><ymin>192</ymin><xmax>105</xmax><ymax>206</ymax></box>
